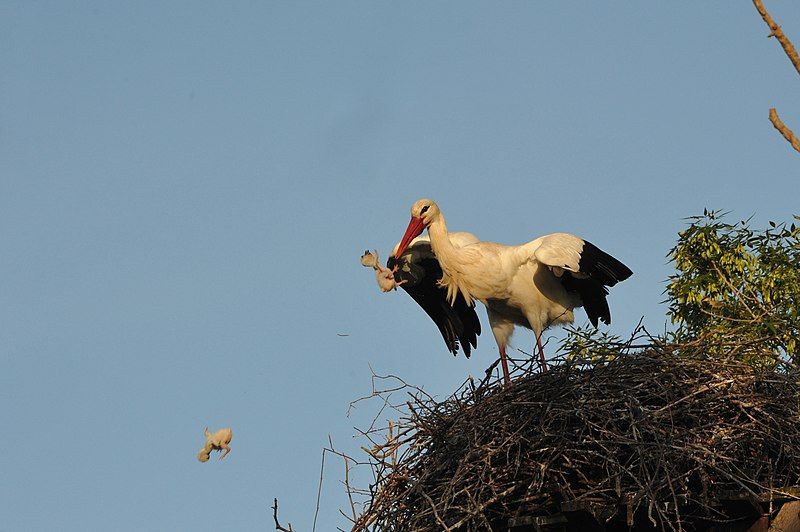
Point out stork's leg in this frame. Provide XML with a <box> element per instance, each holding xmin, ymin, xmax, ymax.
<box><xmin>536</xmin><ymin>334</ymin><xmax>549</xmax><ymax>372</ymax></box>
<box><xmin>488</xmin><ymin>310</ymin><xmax>514</xmax><ymax>385</ymax></box>
<box><xmin>499</xmin><ymin>344</ymin><xmax>511</xmax><ymax>385</ymax></box>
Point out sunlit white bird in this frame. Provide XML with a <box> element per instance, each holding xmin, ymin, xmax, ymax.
<box><xmin>392</xmin><ymin>199</ymin><xmax>633</xmax><ymax>384</ymax></box>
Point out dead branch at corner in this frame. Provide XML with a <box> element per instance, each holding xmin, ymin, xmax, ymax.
<box><xmin>769</xmin><ymin>108</ymin><xmax>800</xmax><ymax>153</ymax></box>
<box><xmin>752</xmin><ymin>0</ymin><xmax>800</xmax><ymax>75</ymax></box>
<box><xmin>752</xmin><ymin>0</ymin><xmax>800</xmax><ymax>154</ymax></box>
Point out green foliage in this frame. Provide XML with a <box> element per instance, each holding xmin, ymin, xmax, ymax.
<box><xmin>559</xmin><ymin>325</ymin><xmax>626</xmax><ymax>362</ymax></box>
<box><xmin>666</xmin><ymin>210</ymin><xmax>800</xmax><ymax>364</ymax></box>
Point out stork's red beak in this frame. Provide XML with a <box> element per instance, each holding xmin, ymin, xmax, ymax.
<box><xmin>393</xmin><ymin>216</ymin><xmax>426</xmax><ymax>258</ymax></box>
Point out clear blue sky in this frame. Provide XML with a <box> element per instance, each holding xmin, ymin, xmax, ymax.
<box><xmin>2</xmin><ymin>2</ymin><xmax>799</xmax><ymax>530</ymax></box>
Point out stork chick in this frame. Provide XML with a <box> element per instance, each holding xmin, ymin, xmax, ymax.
<box><xmin>361</xmin><ymin>250</ymin><xmax>401</xmax><ymax>292</ymax></box>
<box><xmin>197</xmin><ymin>427</ymin><xmax>233</xmax><ymax>462</ymax></box>
<box><xmin>363</xmin><ymin>237</ymin><xmax>481</xmax><ymax>358</ymax></box>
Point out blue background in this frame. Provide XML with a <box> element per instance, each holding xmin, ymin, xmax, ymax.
<box><xmin>2</xmin><ymin>2</ymin><xmax>799</xmax><ymax>530</ymax></box>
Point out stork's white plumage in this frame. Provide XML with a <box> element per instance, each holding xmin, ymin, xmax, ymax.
<box><xmin>393</xmin><ymin>199</ymin><xmax>633</xmax><ymax>384</ymax></box>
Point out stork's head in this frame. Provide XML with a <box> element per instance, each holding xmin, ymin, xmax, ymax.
<box><xmin>393</xmin><ymin>199</ymin><xmax>440</xmax><ymax>258</ymax></box>
<box><xmin>411</xmin><ymin>198</ymin><xmax>440</xmax><ymax>224</ymax></box>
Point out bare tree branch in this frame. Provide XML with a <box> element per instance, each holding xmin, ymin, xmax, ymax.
<box><xmin>753</xmin><ymin>0</ymin><xmax>800</xmax><ymax>76</ymax></box>
<box><xmin>328</xmin><ymin>435</ymin><xmax>358</xmax><ymax>525</ymax></box>
<box><xmin>752</xmin><ymin>0</ymin><xmax>800</xmax><ymax>153</ymax></box>
<box><xmin>312</xmin><ymin>447</ymin><xmax>325</xmax><ymax>532</ymax></box>
<box><xmin>271</xmin><ymin>498</ymin><xmax>294</xmax><ymax>532</ymax></box>
<box><xmin>769</xmin><ymin>108</ymin><xmax>800</xmax><ymax>153</ymax></box>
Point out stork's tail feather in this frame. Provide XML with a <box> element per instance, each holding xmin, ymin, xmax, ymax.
<box><xmin>580</xmin><ymin>241</ymin><xmax>633</xmax><ymax>287</ymax></box>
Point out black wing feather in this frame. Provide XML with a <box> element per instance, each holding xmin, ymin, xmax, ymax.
<box><xmin>559</xmin><ymin>274</ymin><xmax>611</xmax><ymax>327</ymax></box>
<box><xmin>577</xmin><ymin>241</ymin><xmax>633</xmax><ymax>286</ymax></box>
<box><xmin>388</xmin><ymin>243</ymin><xmax>480</xmax><ymax>357</ymax></box>
<box><xmin>559</xmin><ymin>241</ymin><xmax>632</xmax><ymax>327</ymax></box>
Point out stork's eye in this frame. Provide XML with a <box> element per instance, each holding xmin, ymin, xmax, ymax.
<box><xmin>420</xmin><ymin>205</ymin><xmax>430</xmax><ymax>214</ymax></box>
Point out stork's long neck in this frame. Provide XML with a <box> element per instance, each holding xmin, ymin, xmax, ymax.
<box><xmin>427</xmin><ymin>214</ymin><xmax>458</xmax><ymax>267</ymax></box>
<box><xmin>427</xmin><ymin>214</ymin><xmax>471</xmax><ymax>304</ymax></box>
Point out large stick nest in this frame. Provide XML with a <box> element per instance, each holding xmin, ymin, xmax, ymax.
<box><xmin>353</xmin><ymin>341</ymin><xmax>800</xmax><ymax>531</ymax></box>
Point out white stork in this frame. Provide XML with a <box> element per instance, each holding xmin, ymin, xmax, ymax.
<box><xmin>392</xmin><ymin>199</ymin><xmax>633</xmax><ymax>384</ymax></box>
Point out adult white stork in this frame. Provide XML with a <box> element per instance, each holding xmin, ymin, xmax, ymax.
<box><xmin>393</xmin><ymin>199</ymin><xmax>633</xmax><ymax>384</ymax></box>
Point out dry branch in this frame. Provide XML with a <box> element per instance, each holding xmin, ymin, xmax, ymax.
<box><xmin>769</xmin><ymin>108</ymin><xmax>800</xmax><ymax>153</ymax></box>
<box><xmin>752</xmin><ymin>0</ymin><xmax>800</xmax><ymax>154</ymax></box>
<box><xmin>753</xmin><ymin>0</ymin><xmax>800</xmax><ymax>75</ymax></box>
<box><xmin>272</xmin><ymin>498</ymin><xmax>294</xmax><ymax>532</ymax></box>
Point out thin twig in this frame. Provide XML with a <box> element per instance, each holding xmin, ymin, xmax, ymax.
<box><xmin>271</xmin><ymin>498</ymin><xmax>294</xmax><ymax>532</ymax></box>
<box><xmin>328</xmin><ymin>436</ymin><xmax>358</xmax><ymax>524</ymax></box>
<box><xmin>312</xmin><ymin>446</ymin><xmax>325</xmax><ymax>532</ymax></box>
